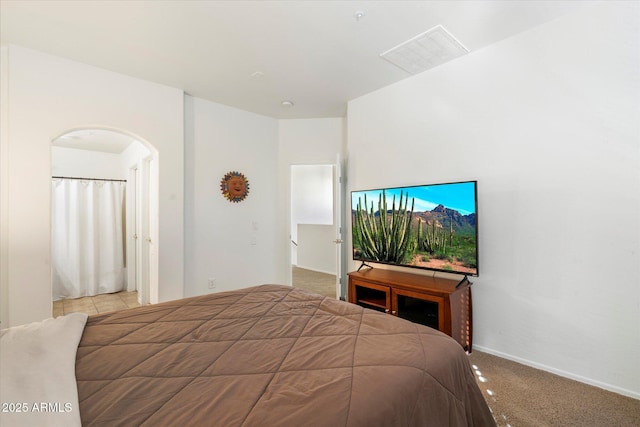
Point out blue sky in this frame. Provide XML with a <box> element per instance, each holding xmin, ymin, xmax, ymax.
<box><xmin>352</xmin><ymin>181</ymin><xmax>476</xmax><ymax>215</ymax></box>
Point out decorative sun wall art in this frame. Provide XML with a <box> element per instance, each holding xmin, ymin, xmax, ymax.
<box><xmin>220</xmin><ymin>171</ymin><xmax>250</xmax><ymax>203</ymax></box>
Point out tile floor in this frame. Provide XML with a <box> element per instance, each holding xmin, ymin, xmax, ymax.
<box><xmin>52</xmin><ymin>269</ymin><xmax>336</xmax><ymax>317</ymax></box>
<box><xmin>52</xmin><ymin>291</ymin><xmax>142</xmax><ymax>317</ymax></box>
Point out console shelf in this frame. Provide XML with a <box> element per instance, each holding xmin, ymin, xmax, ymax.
<box><xmin>348</xmin><ymin>268</ymin><xmax>472</xmax><ymax>352</ymax></box>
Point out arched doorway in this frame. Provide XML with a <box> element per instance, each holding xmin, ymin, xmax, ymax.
<box><xmin>50</xmin><ymin>128</ymin><xmax>158</xmax><ymax>315</ymax></box>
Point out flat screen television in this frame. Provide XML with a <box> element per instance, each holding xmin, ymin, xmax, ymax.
<box><xmin>351</xmin><ymin>180</ymin><xmax>478</xmax><ymax>276</ymax></box>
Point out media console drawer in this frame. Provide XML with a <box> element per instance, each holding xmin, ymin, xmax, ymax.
<box><xmin>348</xmin><ymin>269</ymin><xmax>472</xmax><ymax>352</ymax></box>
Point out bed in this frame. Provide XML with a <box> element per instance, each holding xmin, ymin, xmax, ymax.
<box><xmin>1</xmin><ymin>284</ymin><xmax>496</xmax><ymax>426</ymax></box>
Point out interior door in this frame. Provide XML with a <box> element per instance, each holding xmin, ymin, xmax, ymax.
<box><xmin>147</xmin><ymin>156</ymin><xmax>159</xmax><ymax>304</ymax></box>
<box><xmin>127</xmin><ymin>166</ymin><xmax>138</xmax><ymax>294</ymax></box>
<box><xmin>334</xmin><ymin>153</ymin><xmax>343</xmax><ymax>299</ymax></box>
<box><xmin>136</xmin><ymin>158</ymin><xmax>151</xmax><ymax>305</ymax></box>
<box><xmin>131</xmin><ymin>154</ymin><xmax>157</xmax><ymax>306</ymax></box>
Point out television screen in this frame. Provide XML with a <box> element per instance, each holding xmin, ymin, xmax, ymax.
<box><xmin>351</xmin><ymin>181</ymin><xmax>478</xmax><ymax>276</ymax></box>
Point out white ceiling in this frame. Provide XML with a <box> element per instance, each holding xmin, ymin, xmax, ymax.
<box><xmin>1</xmin><ymin>1</ymin><xmax>595</xmax><ymax>119</ymax></box>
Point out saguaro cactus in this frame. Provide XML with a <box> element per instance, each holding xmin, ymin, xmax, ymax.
<box><xmin>354</xmin><ymin>190</ymin><xmax>414</xmax><ymax>264</ymax></box>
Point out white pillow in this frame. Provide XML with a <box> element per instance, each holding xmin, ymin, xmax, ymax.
<box><xmin>0</xmin><ymin>313</ymin><xmax>88</xmax><ymax>427</ymax></box>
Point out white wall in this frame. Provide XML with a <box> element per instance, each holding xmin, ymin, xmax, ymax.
<box><xmin>183</xmin><ymin>96</ymin><xmax>280</xmax><ymax>296</ymax></box>
<box><xmin>348</xmin><ymin>2</ymin><xmax>639</xmax><ymax>398</ymax></box>
<box><xmin>51</xmin><ymin>139</ymin><xmax>151</xmax><ymax>182</ymax></box>
<box><xmin>0</xmin><ymin>45</ymin><xmax>185</xmax><ymax>327</ymax></box>
<box><xmin>183</xmin><ymin>115</ymin><xmax>345</xmax><ymax>295</ymax></box>
<box><xmin>0</xmin><ymin>46</ymin><xmax>9</xmax><ymax>328</ymax></box>
<box><xmin>52</xmin><ymin>146</ymin><xmax>124</xmax><ymax>179</ymax></box>
<box><xmin>291</xmin><ymin>165</ymin><xmax>334</xmax><ymax>226</ymax></box>
<box><xmin>121</xmin><ymin>140</ymin><xmax>152</xmax><ymax>177</ymax></box>
<box><xmin>297</xmin><ymin>224</ymin><xmax>336</xmax><ymax>274</ymax></box>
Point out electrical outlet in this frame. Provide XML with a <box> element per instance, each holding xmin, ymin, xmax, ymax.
<box><xmin>208</xmin><ymin>278</ymin><xmax>216</xmax><ymax>289</ymax></box>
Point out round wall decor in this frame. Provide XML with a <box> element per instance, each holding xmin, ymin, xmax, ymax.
<box><xmin>220</xmin><ymin>171</ymin><xmax>249</xmax><ymax>203</ymax></box>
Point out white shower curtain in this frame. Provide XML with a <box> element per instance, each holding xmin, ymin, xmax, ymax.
<box><xmin>52</xmin><ymin>178</ymin><xmax>126</xmax><ymax>300</ymax></box>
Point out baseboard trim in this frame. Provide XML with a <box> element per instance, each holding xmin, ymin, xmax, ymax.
<box><xmin>473</xmin><ymin>345</ymin><xmax>640</xmax><ymax>400</ymax></box>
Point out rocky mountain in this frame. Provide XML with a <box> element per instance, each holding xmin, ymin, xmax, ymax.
<box><xmin>414</xmin><ymin>204</ymin><xmax>476</xmax><ymax>234</ymax></box>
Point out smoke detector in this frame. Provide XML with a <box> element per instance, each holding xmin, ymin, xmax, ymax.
<box><xmin>380</xmin><ymin>25</ymin><xmax>469</xmax><ymax>74</ymax></box>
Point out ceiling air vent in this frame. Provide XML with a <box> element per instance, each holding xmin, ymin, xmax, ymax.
<box><xmin>380</xmin><ymin>25</ymin><xmax>469</xmax><ymax>74</ymax></box>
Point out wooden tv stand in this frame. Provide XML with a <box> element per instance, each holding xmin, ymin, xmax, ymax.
<box><xmin>348</xmin><ymin>268</ymin><xmax>473</xmax><ymax>352</ymax></box>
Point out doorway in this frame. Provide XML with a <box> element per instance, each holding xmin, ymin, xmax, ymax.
<box><xmin>290</xmin><ymin>163</ymin><xmax>342</xmax><ymax>298</ymax></box>
<box><xmin>50</xmin><ymin>128</ymin><xmax>157</xmax><ymax>315</ymax></box>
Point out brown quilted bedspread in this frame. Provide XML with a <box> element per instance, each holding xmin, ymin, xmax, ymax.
<box><xmin>75</xmin><ymin>285</ymin><xmax>495</xmax><ymax>426</ymax></box>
